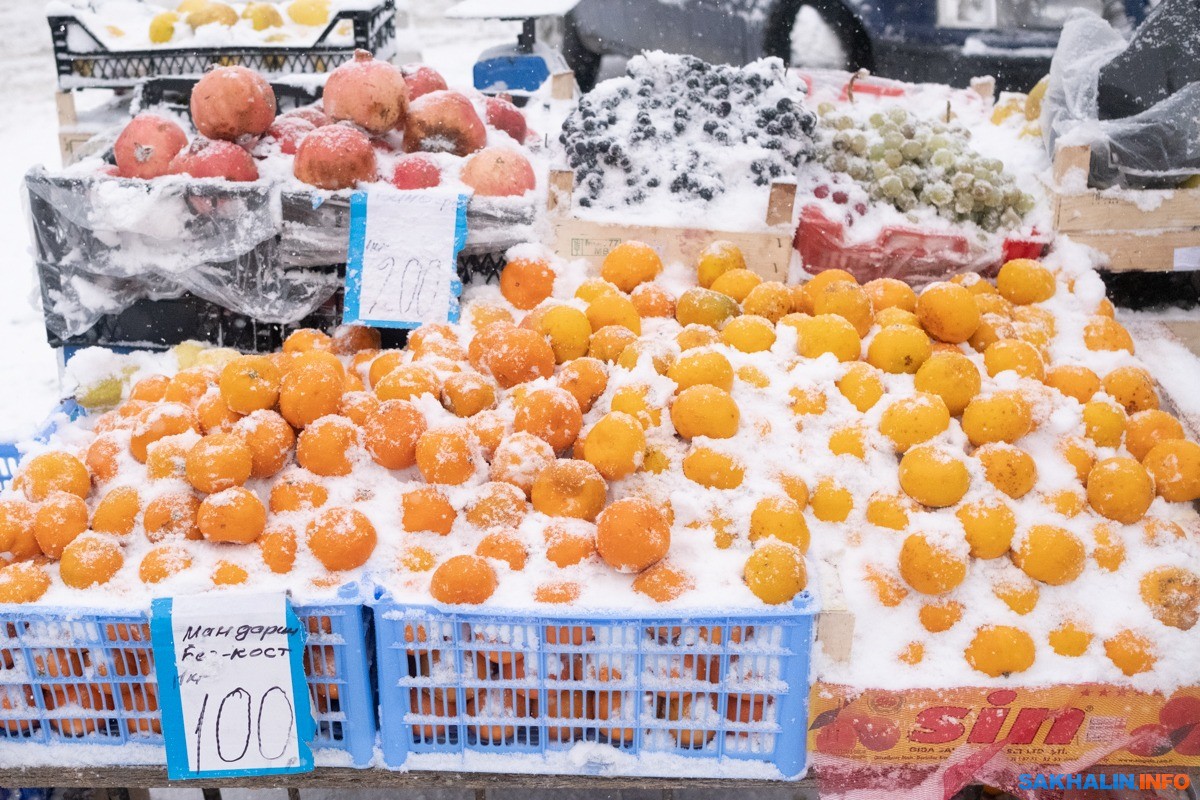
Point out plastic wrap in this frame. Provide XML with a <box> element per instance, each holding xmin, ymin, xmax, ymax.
<box><xmin>1043</xmin><ymin>9</ymin><xmax>1200</xmax><ymax>189</ymax></box>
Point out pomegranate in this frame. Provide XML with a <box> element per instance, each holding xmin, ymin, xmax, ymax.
<box><xmin>190</xmin><ymin>65</ymin><xmax>277</xmax><ymax>141</ymax></box>
<box><xmin>168</xmin><ymin>139</ymin><xmax>259</xmax><ymax>182</ymax></box>
<box><xmin>293</xmin><ymin>125</ymin><xmax>377</xmax><ymax>190</ymax></box>
<box><xmin>403</xmin><ymin>90</ymin><xmax>487</xmax><ymax>157</ymax></box>
<box><xmin>390</xmin><ymin>154</ymin><xmax>441</xmax><ymax>190</ymax></box>
<box><xmin>263</xmin><ymin>115</ymin><xmax>315</xmax><ymax>155</ymax></box>
<box><xmin>401</xmin><ymin>63</ymin><xmax>448</xmax><ymax>100</ymax></box>
<box><xmin>459</xmin><ymin>147</ymin><xmax>535</xmax><ymax>197</ymax></box>
<box><xmin>323</xmin><ymin>49</ymin><xmax>408</xmax><ymax>136</ymax></box>
<box><xmin>484</xmin><ymin>96</ymin><xmax>527</xmax><ymax>143</ymax></box>
<box><xmin>286</xmin><ymin>106</ymin><xmax>332</xmax><ymax>127</ymax></box>
<box><xmin>113</xmin><ymin>114</ymin><xmax>188</xmax><ymax>179</ymax></box>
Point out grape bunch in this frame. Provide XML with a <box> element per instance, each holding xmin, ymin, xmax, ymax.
<box><xmin>559</xmin><ymin>53</ymin><xmax>817</xmax><ymax>209</ymax></box>
<box><xmin>814</xmin><ymin>104</ymin><xmax>1035</xmax><ymax>232</ymax></box>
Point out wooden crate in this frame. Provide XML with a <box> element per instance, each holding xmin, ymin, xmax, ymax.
<box><xmin>1051</xmin><ymin>143</ymin><xmax>1200</xmax><ymax>272</ymax></box>
<box><xmin>548</xmin><ymin>170</ymin><xmax>798</xmax><ymax>281</ymax></box>
<box><xmin>56</xmin><ymin>91</ymin><xmax>111</xmax><ymax>166</ymax></box>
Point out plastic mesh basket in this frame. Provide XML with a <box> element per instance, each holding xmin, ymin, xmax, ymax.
<box><xmin>48</xmin><ymin>0</ymin><xmax>395</xmax><ymax>90</ymax></box>
<box><xmin>373</xmin><ymin>597</ymin><xmax>816</xmax><ymax>779</ymax></box>
<box><xmin>0</xmin><ymin>600</ymin><xmax>375</xmax><ymax>766</ymax></box>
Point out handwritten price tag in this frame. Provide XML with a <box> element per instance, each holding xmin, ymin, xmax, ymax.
<box><xmin>150</xmin><ymin>592</ymin><xmax>314</xmax><ymax>780</ymax></box>
<box><xmin>343</xmin><ymin>187</ymin><xmax>469</xmax><ymax>328</ymax></box>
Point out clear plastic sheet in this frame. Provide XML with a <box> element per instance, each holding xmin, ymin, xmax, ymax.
<box><xmin>1043</xmin><ymin>8</ymin><xmax>1200</xmax><ymax>189</ymax></box>
<box><xmin>26</xmin><ymin>168</ymin><xmax>535</xmax><ymax>340</ymax></box>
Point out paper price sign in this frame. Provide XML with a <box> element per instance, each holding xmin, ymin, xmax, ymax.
<box><xmin>343</xmin><ymin>187</ymin><xmax>469</xmax><ymax>329</ymax></box>
<box><xmin>150</xmin><ymin>592</ymin><xmax>314</xmax><ymax>780</ymax></box>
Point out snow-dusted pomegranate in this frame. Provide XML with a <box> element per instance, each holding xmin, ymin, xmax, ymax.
<box><xmin>459</xmin><ymin>147</ymin><xmax>535</xmax><ymax>197</ymax></box>
<box><xmin>113</xmin><ymin>114</ymin><xmax>189</xmax><ymax>179</ymax></box>
<box><xmin>293</xmin><ymin>125</ymin><xmax>377</xmax><ymax>190</ymax></box>
<box><xmin>401</xmin><ymin>63</ymin><xmax>448</xmax><ymax>100</ymax></box>
<box><xmin>168</xmin><ymin>139</ymin><xmax>259</xmax><ymax>182</ymax></box>
<box><xmin>390</xmin><ymin>153</ymin><xmax>441</xmax><ymax>190</ymax></box>
<box><xmin>403</xmin><ymin>91</ymin><xmax>487</xmax><ymax>157</ymax></box>
<box><xmin>190</xmin><ymin>66</ymin><xmax>277</xmax><ymax>141</ymax></box>
<box><xmin>323</xmin><ymin>49</ymin><xmax>408</xmax><ymax>136</ymax></box>
<box><xmin>263</xmin><ymin>115</ymin><xmax>315</xmax><ymax>155</ymax></box>
<box><xmin>484</xmin><ymin>96</ymin><xmax>527</xmax><ymax>143</ymax></box>
<box><xmin>286</xmin><ymin>106</ymin><xmax>332</xmax><ymax>127</ymax></box>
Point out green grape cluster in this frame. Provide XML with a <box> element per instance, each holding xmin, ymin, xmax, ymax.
<box><xmin>813</xmin><ymin>103</ymin><xmax>1035</xmax><ymax>232</ymax></box>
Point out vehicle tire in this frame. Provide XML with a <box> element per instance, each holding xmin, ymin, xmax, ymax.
<box><xmin>765</xmin><ymin>0</ymin><xmax>872</xmax><ymax>72</ymax></box>
<box><xmin>562</xmin><ymin>16</ymin><xmax>602</xmax><ymax>93</ymax></box>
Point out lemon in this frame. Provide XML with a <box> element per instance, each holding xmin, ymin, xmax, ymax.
<box><xmin>1024</xmin><ymin>75</ymin><xmax>1049</xmax><ymax>121</ymax></box>
<box><xmin>288</xmin><ymin>0</ymin><xmax>330</xmax><ymax>26</ymax></box>
<box><xmin>148</xmin><ymin>11</ymin><xmax>179</xmax><ymax>43</ymax></box>
<box><xmin>242</xmin><ymin>2</ymin><xmax>284</xmax><ymax>30</ymax></box>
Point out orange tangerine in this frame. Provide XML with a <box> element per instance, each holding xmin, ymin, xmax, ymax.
<box><xmin>362</xmin><ymin>399</ymin><xmax>426</xmax><ymax>470</ymax></box>
<box><xmin>430</xmin><ymin>554</ymin><xmax>497</xmax><ymax>605</ymax></box>
<box><xmin>143</xmin><ymin>492</ymin><xmax>201</xmax><ymax>542</ymax></box>
<box><xmin>17</xmin><ymin>451</ymin><xmax>91</xmax><ymax>502</ymax></box>
<box><xmin>33</xmin><ymin>491</ymin><xmax>88</xmax><ymax>559</ymax></box>
<box><xmin>530</xmin><ymin>459</ymin><xmax>607</xmax><ymax>521</ymax></box>
<box><xmin>500</xmin><ymin>257</ymin><xmax>556</xmax><ymax>310</ymax></box>
<box><xmin>307</xmin><ymin>507</ymin><xmax>377</xmax><ymax>571</ymax></box>
<box><xmin>59</xmin><ymin>533</ymin><xmax>123</xmax><ymax>589</ymax></box>
<box><xmin>296</xmin><ymin>415</ymin><xmax>358</xmax><ymax>477</ymax></box>
<box><xmin>400</xmin><ymin>486</ymin><xmax>456</xmax><ymax>535</ymax></box>
<box><xmin>197</xmin><ymin>486</ymin><xmax>266</xmax><ymax>544</ymax></box>
<box><xmin>596</xmin><ymin>498</ymin><xmax>670</xmax><ymax>573</ymax></box>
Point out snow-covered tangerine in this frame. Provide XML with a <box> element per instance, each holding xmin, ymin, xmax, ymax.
<box><xmin>1101</xmin><ymin>366</ymin><xmax>1158</xmax><ymax>414</ymax></box>
<box><xmin>916</xmin><ymin>282</ymin><xmax>980</xmax><ymax>344</ymax></box>
<box><xmin>143</xmin><ymin>492</ymin><xmax>201</xmax><ymax>542</ymax></box>
<box><xmin>1087</xmin><ymin>457</ymin><xmax>1154</xmax><ymax>523</ymax></box>
<box><xmin>675</xmin><ymin>287</ymin><xmax>739</xmax><ymax>329</ymax></box>
<box><xmin>415</xmin><ymin>427</ymin><xmax>476</xmax><ymax>485</ymax></box>
<box><xmin>164</xmin><ymin>367</ymin><xmax>216</xmax><ymax>407</ymax></box>
<box><xmin>366</xmin><ymin>350</ymin><xmax>403</xmax><ymax>388</ymax></box>
<box><xmin>60</xmin><ymin>534</ymin><xmax>124</xmax><ymax>589</ymax></box>
<box><xmin>91</xmin><ymin>486</ymin><xmax>140</xmax><ymax>536</ymax></box>
<box><xmin>611</xmin><ymin>384</ymin><xmax>661</xmax><ymax>428</ymax></box>
<box><xmin>710</xmin><ymin>268</ymin><xmax>761</xmax><ymax>303</ymax></box>
<box><xmin>218</xmin><ymin>354</ymin><xmax>281</xmax><ymax>414</ymax></box>
<box><xmin>197</xmin><ymin>486</ymin><xmax>266</xmax><ymax>544</ymax></box>
<box><xmin>984</xmin><ymin>339</ymin><xmax>1045</xmax><ymax>381</ymax></box>
<box><xmin>1124</xmin><ymin>410</ymin><xmax>1185</xmax><ymax>461</ymax></box>
<box><xmin>269</xmin><ymin>474</ymin><xmax>328</xmax><ymax>513</ymax></box>
<box><xmin>544</xmin><ymin>521</ymin><xmax>596</xmax><ymax>568</ymax></box>
<box><xmin>967</xmin><ymin>313</ymin><xmax>1016</xmax><ymax>353</ymax></box>
<box><xmin>278</xmin><ymin>362</ymin><xmax>343</xmax><ymax>428</ymax></box>
<box><xmin>956</xmin><ymin>498</ymin><xmax>1015</xmax><ymax>559</ymax></box>
<box><xmin>863</xmin><ymin>278</ymin><xmax>917</xmax><ymax>312</ymax></box>
<box><xmin>85</xmin><ymin>434</ymin><xmax>121</xmax><ymax>483</ymax></box>
<box><xmin>282</xmin><ymin>328</ymin><xmax>331</xmax><ymax>353</ymax></box>
<box><xmin>790</xmin><ymin>313</ymin><xmax>861</xmax><ymax>362</ymax></box>
<box><xmin>513</xmin><ymin>387</ymin><xmax>582</xmax><ymax>452</ymax></box>
<box><xmin>307</xmin><ymin>507</ymin><xmax>376</xmax><ymax>571</ymax></box>
<box><xmin>994</xmin><ymin>575</ymin><xmax>1039</xmax><ymax>614</ymax></box>
<box><xmin>465</xmin><ymin>482</ymin><xmax>528</xmax><ymax>529</ymax></box>
<box><xmin>670</xmin><ymin>384</ymin><xmax>739</xmax><ymax>440</ymax></box>
<box><xmin>1048</xmin><ymin>620</ymin><xmax>1092</xmax><ymax>657</ymax></box>
<box><xmin>531</xmin><ymin>305</ymin><xmax>591</xmax><ymax>364</ymax></box>
<box><xmin>812</xmin><ymin>280</ymin><xmax>873</xmax><ymax>336</ymax></box>
<box><xmin>196</xmin><ymin>392</ymin><xmax>242</xmax><ymax>434</ymax></box>
<box><xmin>0</xmin><ymin>497</ymin><xmax>33</xmax><ymax>555</ymax></box>
<box><xmin>397</xmin><ymin>486</ymin><xmax>454</xmax><ymax>535</ymax></box>
<box><xmin>810</xmin><ymin>478</ymin><xmax>853</xmax><ymax>522</ymax></box>
<box><xmin>587</xmin><ymin>324</ymin><xmax>637</xmax><ymax>363</ymax></box>
<box><xmin>875</xmin><ymin>307</ymin><xmax>921</xmax><ymax>328</ymax></box>
<box><xmin>837</xmin><ymin>363</ymin><xmax>884</xmax><ymax>412</ymax></box>
<box><xmin>919</xmin><ymin>599</ymin><xmax>963</xmax><ymax>633</ymax></box>
<box><xmin>1139</xmin><ymin>567</ymin><xmax>1200</xmax><ymax>630</ymax></box>
<box><xmin>720</xmin><ymin>315</ymin><xmax>775</xmax><ymax>353</ymax></box>
<box><xmin>964</xmin><ymin>625</ymin><xmax>1035</xmax><ymax>677</ymax></box>
<box><xmin>879</xmin><ymin>393</ymin><xmax>950</xmax><ymax>452</ymax></box>
<box><xmin>439</xmin><ymin>371</ymin><xmax>495</xmax><ymax>420</ymax></box>
<box><xmin>601</xmin><ymin>240</ymin><xmax>662</xmax><ymax>293</ymax></box>
<box><xmin>0</xmin><ymin>562</ymin><xmax>50</xmax><ymax>603</ymax></box>
<box><xmin>1092</xmin><ymin>524</ymin><xmax>1126</xmax><ymax>572</ymax></box>
<box><xmin>235</xmin><ymin>410</ymin><xmax>294</xmax><ymax>478</ymax></box>
<box><xmin>467</xmin><ymin>410</ymin><xmax>507</xmax><ymax>458</ymax></box>
<box><xmin>682</xmin><ymin>446</ymin><xmax>744</xmax><ymax>489</ymax></box>
<box><xmin>289</xmin><ymin>349</ymin><xmax>345</xmax><ymax>380</ymax></box>
<box><xmin>184</xmin><ymin>432</ymin><xmax>253</xmax><ymax>493</ymax></box>
<box><xmin>865</xmin><ymin>492</ymin><xmax>912</xmax><ymax>530</ymax></box>
<box><xmin>1013</xmin><ymin>524</ymin><xmax>1086</xmax><ymax>585</ymax></box>
<box><xmin>1104</xmin><ymin>630</ymin><xmax>1156</xmax><ymax>676</ymax></box>
<box><xmin>573</xmin><ymin>277</ymin><xmax>620</xmax><ymax>304</ymax></box>
<box><xmin>961</xmin><ymin>391</ymin><xmax>1032</xmax><ymax>446</ymax></box>
<box><xmin>697</xmin><ymin>240</ymin><xmax>745</xmax><ymax>288</ymax></box>
<box><xmin>489</xmin><ymin>432</ymin><xmax>555</xmax><ymax>497</ymax></box>
<box><xmin>129</xmin><ymin>374</ymin><xmax>170</xmax><ymax>402</ymax></box>
<box><xmin>32</xmin><ymin>492</ymin><xmax>88</xmax><ymax>559</ymax></box>
<box><xmin>362</xmin><ymin>399</ymin><xmax>426</xmax><ymax>470</ymax></box>
<box><xmin>866</xmin><ymin>324</ymin><xmax>932</xmax><ymax>374</ymax></box>
<box><xmin>667</xmin><ymin>349</ymin><xmax>733</xmax><ymax>392</ymax></box>
<box><xmin>499</xmin><ymin>257</ymin><xmax>555</xmax><ymax>310</ymax></box>
<box><xmin>530</xmin><ymin>459</ymin><xmax>606</xmax><ymax>521</ymax></box>
<box><xmin>533</xmin><ymin>580</ymin><xmax>580</xmax><ymax>604</ymax></box>
<box><xmin>976</xmin><ymin>443</ymin><xmax>1037</xmax><ymax>499</ymax></box>
<box><xmin>615</xmin><ymin>338</ymin><xmax>675</xmax><ymax>374</ymax></box>
<box><xmin>374</xmin><ymin>363</ymin><xmax>441</xmax><ymax>402</ymax></box>
<box><xmin>742</xmin><ymin>281</ymin><xmax>794</xmax><ymax>323</ymax></box>
<box><xmin>1143</xmin><ymin>438</ymin><xmax>1200</xmax><ymax>502</ymax></box>
<box><xmin>586</xmin><ymin>293</ymin><xmax>642</xmax><ymax>337</ymax></box>
<box><xmin>339</xmin><ymin>390</ymin><xmax>380</xmax><ymax>427</ymax></box>
<box><xmin>212</xmin><ymin>561</ymin><xmax>248</xmax><ymax>586</ymax></box>
<box><xmin>430</xmin><ymin>554</ymin><xmax>497</xmax><ymax>605</ymax></box>
<box><xmin>1081</xmin><ymin>399</ymin><xmax>1126</xmax><ymax>447</ymax></box>
<box><xmin>743</xmin><ymin>541</ymin><xmax>807</xmax><ymax>605</ymax></box>
<box><xmin>479</xmin><ymin>326</ymin><xmax>555</xmax><ymax>389</ymax></box>
<box><xmin>749</xmin><ymin>496</ymin><xmax>809</xmax><ymax>551</ymax></box>
<box><xmin>899</xmin><ymin>445</ymin><xmax>970</xmax><ymax>508</ymax></box>
<box><xmin>630</xmin><ymin>282</ymin><xmax>676</xmax><ymax>318</ymax></box>
<box><xmin>476</xmin><ymin>530</ymin><xmax>528</xmax><ymax>571</ymax></box>
<box><xmin>898</xmin><ymin>534</ymin><xmax>967</xmax><ymax>595</ymax></box>
<box><xmin>258</xmin><ymin>524</ymin><xmax>297</xmax><ymax>574</ymax></box>
<box><xmin>1043</xmin><ymin>364</ymin><xmax>1100</xmax><ymax>404</ymax></box>
<box><xmin>329</xmin><ymin>324</ymin><xmax>381</xmax><ymax>355</ymax></box>
<box><xmin>555</xmin><ymin>357</ymin><xmax>607</xmax><ymax>413</ymax></box>
<box><xmin>16</xmin><ymin>451</ymin><xmax>90</xmax><ymax>502</ymax></box>
<box><xmin>596</xmin><ymin>498</ymin><xmax>669</xmax><ymax>574</ymax></box>
<box><xmin>580</xmin><ymin>411</ymin><xmax>644</xmax><ymax>481</ymax></box>
<box><xmin>1083</xmin><ymin>316</ymin><xmax>1134</xmax><ymax>353</ymax></box>
<box><xmin>633</xmin><ymin>561</ymin><xmax>693</xmax><ymax>602</ymax></box>
<box><xmin>296</xmin><ymin>415</ymin><xmax>358</xmax><ymax>477</ymax></box>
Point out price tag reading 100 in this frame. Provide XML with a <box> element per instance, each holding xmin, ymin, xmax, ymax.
<box><xmin>150</xmin><ymin>592</ymin><xmax>315</xmax><ymax>780</ymax></box>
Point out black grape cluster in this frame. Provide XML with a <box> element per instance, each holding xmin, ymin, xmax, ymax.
<box><xmin>814</xmin><ymin>104</ymin><xmax>1035</xmax><ymax>232</ymax></box>
<box><xmin>559</xmin><ymin>54</ymin><xmax>817</xmax><ymax>208</ymax></box>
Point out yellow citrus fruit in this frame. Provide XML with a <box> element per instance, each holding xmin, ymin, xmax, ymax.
<box><xmin>710</xmin><ymin>268</ymin><xmax>762</xmax><ymax>303</ymax></box>
<box><xmin>1139</xmin><ymin>567</ymin><xmax>1200</xmax><ymax>631</ymax></box>
<box><xmin>579</xmin><ymin>412</ymin><xmax>645</xmax><ymax>481</ymax></box>
<box><xmin>682</xmin><ymin>446</ymin><xmax>744</xmax><ymax>489</ymax></box>
<box><xmin>667</xmin><ymin>349</ymin><xmax>733</xmax><ymax>392</ymax></box>
<box><xmin>1101</xmin><ymin>366</ymin><xmax>1158</xmax><ymax>414</ymax></box>
<box><xmin>996</xmin><ymin>259</ymin><xmax>1055</xmax><ymax>305</ymax></box>
<box><xmin>898</xmin><ymin>534</ymin><xmax>967</xmax><ymax>595</ymax></box>
<box><xmin>879</xmin><ymin>393</ymin><xmax>950</xmax><ymax>452</ymax></box>
<box><xmin>790</xmin><ymin>314</ymin><xmax>861</xmax><ymax>362</ymax></box>
<box><xmin>898</xmin><ymin>445</ymin><xmax>970</xmax><ymax>507</ymax></box>
<box><xmin>1125</xmin><ymin>410</ymin><xmax>1184</xmax><ymax>461</ymax></box>
<box><xmin>1087</xmin><ymin>456</ymin><xmax>1154</xmax><ymax>523</ymax></box>
<box><xmin>810</xmin><ymin>478</ymin><xmax>852</xmax><ymax>522</ymax></box>
<box><xmin>957</xmin><ymin>498</ymin><xmax>1016</xmax><ymax>559</ymax></box>
<box><xmin>837</xmin><ymin>362</ymin><xmax>884</xmax><ymax>412</ymax></box>
<box><xmin>1013</xmin><ymin>524</ymin><xmax>1086</xmax><ymax>585</ymax></box>
<box><xmin>866</xmin><ymin>325</ymin><xmax>932</xmax><ymax>374</ymax></box>
<box><xmin>742</xmin><ymin>282</ymin><xmax>794</xmax><ymax>323</ymax></box>
<box><xmin>913</xmin><ymin>350</ymin><xmax>981</xmax><ymax>416</ymax></box>
<box><xmin>720</xmin><ymin>315</ymin><xmax>776</xmax><ymax>353</ymax></box>
<box><xmin>675</xmin><ymin>288</ymin><xmax>739</xmax><ymax>329</ymax></box>
<box><xmin>1048</xmin><ymin>621</ymin><xmax>1092</xmax><ymax>657</ymax></box>
<box><xmin>983</xmin><ymin>339</ymin><xmax>1045</xmax><ymax>381</ymax></box>
<box><xmin>965</xmin><ymin>625</ymin><xmax>1035</xmax><ymax>677</ymax></box>
<box><xmin>812</xmin><ymin>281</ymin><xmax>873</xmax><ymax>336</ymax></box>
<box><xmin>748</xmin><ymin>496</ymin><xmax>809</xmax><ymax>551</ymax></box>
<box><xmin>697</xmin><ymin>240</ymin><xmax>746</xmax><ymax>288</ymax></box>
<box><xmin>1104</xmin><ymin>630</ymin><xmax>1156</xmax><ymax>676</ymax></box>
<box><xmin>1083</xmin><ymin>316</ymin><xmax>1134</xmax><ymax>354</ymax></box>
<box><xmin>1044</xmin><ymin>364</ymin><xmax>1100</xmax><ymax>404</ymax></box>
<box><xmin>670</xmin><ymin>385</ymin><xmax>739</xmax><ymax>440</ymax></box>
<box><xmin>743</xmin><ymin>541</ymin><xmax>807</xmax><ymax>605</ymax></box>
<box><xmin>961</xmin><ymin>391</ymin><xmax>1032</xmax><ymax>446</ymax></box>
<box><xmin>1143</xmin><ymin>439</ymin><xmax>1200</xmax><ymax>502</ymax></box>
<box><xmin>916</xmin><ymin>282</ymin><xmax>980</xmax><ymax>344</ymax></box>
<box><xmin>976</xmin><ymin>443</ymin><xmax>1037</xmax><ymax>499</ymax></box>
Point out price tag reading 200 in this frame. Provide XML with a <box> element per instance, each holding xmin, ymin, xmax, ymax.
<box><xmin>151</xmin><ymin>592</ymin><xmax>315</xmax><ymax>780</ymax></box>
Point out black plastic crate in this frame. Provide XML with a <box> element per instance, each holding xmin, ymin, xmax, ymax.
<box><xmin>48</xmin><ymin>0</ymin><xmax>395</xmax><ymax>90</ymax></box>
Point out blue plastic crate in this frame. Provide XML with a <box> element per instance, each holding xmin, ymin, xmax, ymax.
<box><xmin>0</xmin><ymin>598</ymin><xmax>376</xmax><ymax>766</ymax></box>
<box><xmin>372</xmin><ymin>595</ymin><xmax>817</xmax><ymax>779</ymax></box>
<box><xmin>0</xmin><ymin>401</ymin><xmax>83</xmax><ymax>492</ymax></box>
